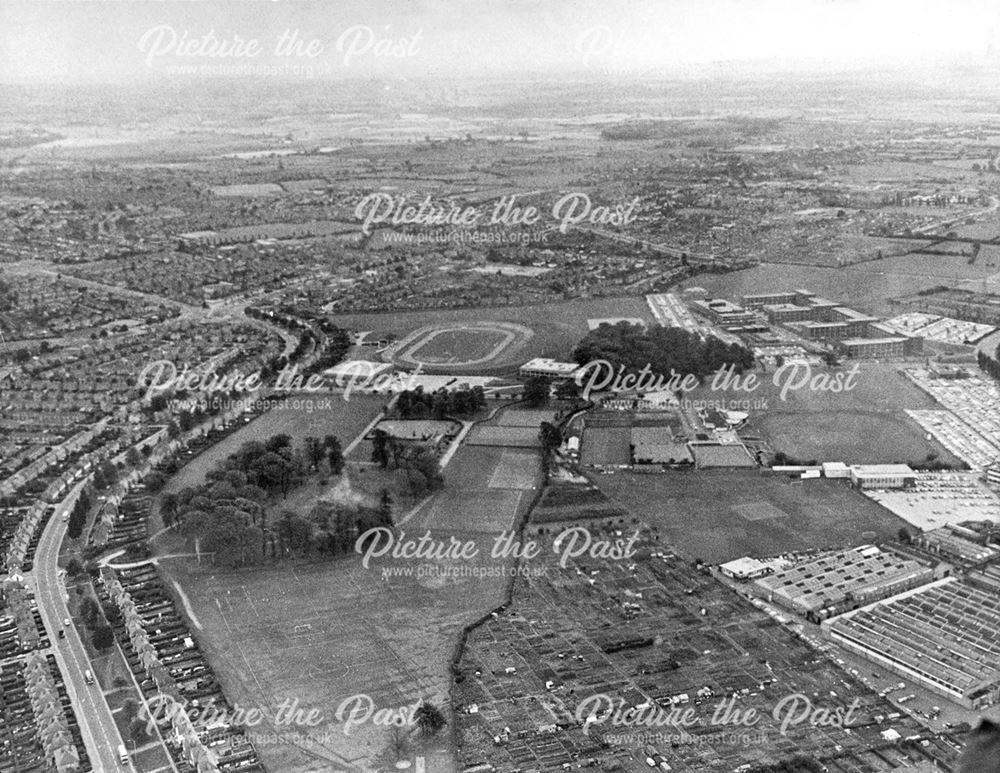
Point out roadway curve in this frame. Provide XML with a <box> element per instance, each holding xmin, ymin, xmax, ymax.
<box><xmin>30</xmin><ymin>480</ymin><xmax>135</xmax><ymax>773</ymax></box>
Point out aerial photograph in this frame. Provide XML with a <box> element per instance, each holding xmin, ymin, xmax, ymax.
<box><xmin>2</xmin><ymin>0</ymin><xmax>1000</xmax><ymax>771</ymax></box>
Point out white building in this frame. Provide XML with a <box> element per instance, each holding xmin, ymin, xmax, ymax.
<box><xmin>849</xmin><ymin>464</ymin><xmax>916</xmax><ymax>490</ymax></box>
<box><xmin>519</xmin><ymin>358</ymin><xmax>581</xmax><ymax>379</ymax></box>
<box><xmin>822</xmin><ymin>462</ymin><xmax>851</xmax><ymax>479</ymax></box>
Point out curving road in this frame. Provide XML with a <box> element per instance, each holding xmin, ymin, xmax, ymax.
<box><xmin>30</xmin><ymin>480</ymin><xmax>135</xmax><ymax>773</ymax></box>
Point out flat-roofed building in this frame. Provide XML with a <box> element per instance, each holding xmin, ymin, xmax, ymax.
<box><xmin>840</xmin><ymin>337</ymin><xmax>908</xmax><ymax>359</ymax></box>
<box><xmin>826</xmin><ymin>579</ymin><xmax>1000</xmax><ymax>709</ymax></box>
<box><xmin>691</xmin><ymin>298</ymin><xmax>758</xmax><ymax>327</ymax></box>
<box><xmin>821</xmin><ymin>461</ymin><xmax>851</xmax><ymax>478</ymax></box>
<box><xmin>849</xmin><ymin>463</ymin><xmax>916</xmax><ymax>489</ymax></box>
<box><xmin>763</xmin><ymin>303</ymin><xmax>817</xmax><ymax>323</ymax></box>
<box><xmin>742</xmin><ymin>292</ymin><xmax>798</xmax><ymax>309</ymax></box>
<box><xmin>918</xmin><ymin>527</ymin><xmax>998</xmax><ymax>564</ymax></box>
<box><xmin>519</xmin><ymin>358</ymin><xmax>580</xmax><ymax>379</ymax></box>
<box><xmin>720</xmin><ymin>556</ymin><xmax>786</xmax><ymax>581</ymax></box>
<box><xmin>752</xmin><ymin>545</ymin><xmax>933</xmax><ymax>620</ymax></box>
<box><xmin>790</xmin><ymin>321</ymin><xmax>850</xmax><ymax>340</ymax></box>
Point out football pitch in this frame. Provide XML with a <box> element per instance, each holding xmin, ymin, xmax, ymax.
<box><xmin>596</xmin><ymin>469</ymin><xmax>908</xmax><ymax>563</ymax></box>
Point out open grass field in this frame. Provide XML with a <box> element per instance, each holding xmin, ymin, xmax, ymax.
<box><xmin>330</xmin><ymin>296</ymin><xmax>655</xmax><ymax>374</ymax></box>
<box><xmin>160</xmin><ymin>404</ymin><xmax>543</xmax><ymax>773</ymax></box>
<box><xmin>386</xmin><ymin>320</ymin><xmax>535</xmax><ymax>372</ymax></box>
<box><xmin>405</xmin><ymin>444</ymin><xmax>541</xmax><ymax>534</ymax></box>
<box><xmin>162</xmin><ymin>395</ymin><xmax>384</xmax><ymax>493</ymax></box>
<box><xmin>407</xmin><ymin>326</ymin><xmax>517</xmax><ymax>364</ymax></box>
<box><xmin>688</xmin><ymin>362</ymin><xmax>961</xmax><ymax>466</ymax></box>
<box><xmin>595</xmin><ymin>469</ymin><xmax>908</xmax><ymax>564</ymax></box>
<box><xmin>580</xmin><ymin>425</ymin><xmax>631</xmax><ymax>466</ymax></box>
<box><xmin>465</xmin><ymin>425</ymin><xmax>541</xmax><ymax>447</ymax></box>
<box><xmin>749</xmin><ymin>411</ymin><xmax>957</xmax><ymax>465</ymax></box>
<box><xmin>162</xmin><ymin>556</ymin><xmax>491</xmax><ymax>773</ymax></box>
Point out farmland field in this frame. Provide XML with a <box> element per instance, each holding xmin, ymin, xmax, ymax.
<box><xmin>595</xmin><ymin>469</ymin><xmax>908</xmax><ymax>563</ymax></box>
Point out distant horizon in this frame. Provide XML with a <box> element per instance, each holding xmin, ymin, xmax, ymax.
<box><xmin>3</xmin><ymin>0</ymin><xmax>999</xmax><ymax>85</ymax></box>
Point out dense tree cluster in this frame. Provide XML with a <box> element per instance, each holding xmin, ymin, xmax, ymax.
<box><xmin>393</xmin><ymin>386</ymin><xmax>486</xmax><ymax>419</ymax></box>
<box><xmin>370</xmin><ymin>430</ymin><xmax>444</xmax><ymax>496</ymax></box>
<box><xmin>572</xmin><ymin>322</ymin><xmax>755</xmax><ymax>380</ymax></box>
<box><xmin>979</xmin><ymin>347</ymin><xmax>1000</xmax><ymax>381</ymax></box>
<box><xmin>522</xmin><ymin>376</ymin><xmax>550</xmax><ymax>407</ymax></box>
<box><xmin>66</xmin><ymin>488</ymin><xmax>94</xmax><ymax>539</ymax></box>
<box><xmin>167</xmin><ymin>433</ymin><xmax>374</xmax><ymax>568</ymax></box>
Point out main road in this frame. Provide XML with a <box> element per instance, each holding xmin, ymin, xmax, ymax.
<box><xmin>29</xmin><ymin>480</ymin><xmax>135</xmax><ymax>773</ymax></box>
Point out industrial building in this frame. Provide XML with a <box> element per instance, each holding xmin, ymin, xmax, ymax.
<box><xmin>739</xmin><ymin>288</ymin><xmax>923</xmax><ymax>358</ymax></box>
<box><xmin>752</xmin><ymin>545</ymin><xmax>933</xmax><ymax>621</ymax></box>
<box><xmin>719</xmin><ymin>556</ymin><xmax>790</xmax><ymax>581</ymax></box>
<box><xmin>826</xmin><ymin>579</ymin><xmax>1000</xmax><ymax>709</ymax></box>
<box><xmin>690</xmin><ymin>298</ymin><xmax>760</xmax><ymax>328</ymax></box>
<box><xmin>918</xmin><ymin>526</ymin><xmax>998</xmax><ymax>564</ymax></box>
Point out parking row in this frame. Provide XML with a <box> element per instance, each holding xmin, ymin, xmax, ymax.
<box><xmin>98</xmin><ymin>564</ymin><xmax>264</xmax><ymax>773</ymax></box>
<box><xmin>0</xmin><ymin>653</ymin><xmax>91</xmax><ymax>773</ymax></box>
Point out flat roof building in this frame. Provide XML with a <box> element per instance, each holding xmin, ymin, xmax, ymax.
<box><xmin>841</xmin><ymin>337</ymin><xmax>908</xmax><ymax>359</ymax></box>
<box><xmin>849</xmin><ymin>463</ymin><xmax>916</xmax><ymax>489</ymax></box>
<box><xmin>720</xmin><ymin>556</ymin><xmax>784</xmax><ymax>581</ymax></box>
<box><xmin>519</xmin><ymin>359</ymin><xmax>580</xmax><ymax>379</ymax></box>
<box><xmin>826</xmin><ymin>579</ymin><xmax>1000</xmax><ymax>709</ymax></box>
<box><xmin>752</xmin><ymin>545</ymin><xmax>932</xmax><ymax>620</ymax></box>
<box><xmin>918</xmin><ymin>527</ymin><xmax>998</xmax><ymax>564</ymax></box>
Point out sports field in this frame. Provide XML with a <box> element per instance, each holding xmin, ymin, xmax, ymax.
<box><xmin>580</xmin><ymin>426</ymin><xmax>631</xmax><ymax>466</ymax></box>
<box><xmin>330</xmin><ymin>296</ymin><xmax>655</xmax><ymax>374</ymax></box>
<box><xmin>409</xmin><ymin>327</ymin><xmax>515</xmax><ymax>364</ymax></box>
<box><xmin>387</xmin><ymin>321</ymin><xmax>533</xmax><ymax>372</ymax></box>
<box><xmin>161</xmin><ymin>406</ymin><xmax>543</xmax><ymax>773</ymax></box>
<box><xmin>691</xmin><ymin>363</ymin><xmax>961</xmax><ymax>466</ymax></box>
<box><xmin>596</xmin><ymin>469</ymin><xmax>908</xmax><ymax>564</ymax></box>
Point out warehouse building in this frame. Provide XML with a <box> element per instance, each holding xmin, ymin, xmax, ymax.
<box><xmin>918</xmin><ymin>526</ymin><xmax>998</xmax><ymax>564</ymax></box>
<box><xmin>752</xmin><ymin>545</ymin><xmax>933</xmax><ymax>621</ymax></box>
<box><xmin>826</xmin><ymin>579</ymin><xmax>1000</xmax><ymax>709</ymax></box>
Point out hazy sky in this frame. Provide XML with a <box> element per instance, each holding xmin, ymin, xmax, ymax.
<box><xmin>2</xmin><ymin>0</ymin><xmax>999</xmax><ymax>83</ymax></box>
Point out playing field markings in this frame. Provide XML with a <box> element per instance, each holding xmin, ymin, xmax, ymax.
<box><xmin>731</xmin><ymin>502</ymin><xmax>789</xmax><ymax>521</ymax></box>
<box><xmin>213</xmin><ymin>598</ymin><xmax>234</xmax><ymax>634</ymax></box>
<box><xmin>242</xmin><ymin>585</ymin><xmax>261</xmax><ymax>617</ymax></box>
<box><xmin>488</xmin><ymin>449</ymin><xmax>538</xmax><ymax>489</ymax></box>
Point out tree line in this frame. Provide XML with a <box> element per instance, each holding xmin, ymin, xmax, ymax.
<box><xmin>572</xmin><ymin>322</ymin><xmax>755</xmax><ymax>380</ymax></box>
<box><xmin>392</xmin><ymin>386</ymin><xmax>486</xmax><ymax>419</ymax></box>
